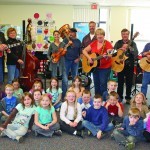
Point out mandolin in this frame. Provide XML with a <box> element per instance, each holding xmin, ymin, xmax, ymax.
<box><xmin>111</xmin><ymin>32</ymin><xmax>139</xmax><ymax>72</ymax></box>
<box><xmin>139</xmin><ymin>51</ymin><xmax>150</xmax><ymax>72</ymax></box>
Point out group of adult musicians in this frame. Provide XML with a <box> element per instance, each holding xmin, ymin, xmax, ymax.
<box><xmin>0</xmin><ymin>21</ymin><xmax>150</xmax><ymax>103</ymax></box>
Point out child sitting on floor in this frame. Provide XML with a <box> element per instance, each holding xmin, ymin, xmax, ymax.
<box><xmin>32</xmin><ymin>94</ymin><xmax>62</xmax><ymax>137</ymax></box>
<box><xmin>104</xmin><ymin>91</ymin><xmax>123</xmax><ymax>126</ymax></box>
<box><xmin>102</xmin><ymin>80</ymin><xmax>122</xmax><ymax>103</ymax></box>
<box><xmin>60</xmin><ymin>90</ymin><xmax>83</xmax><ymax>137</ymax></box>
<box><xmin>82</xmin><ymin>94</ymin><xmax>113</xmax><ymax>140</ymax></box>
<box><xmin>112</xmin><ymin>108</ymin><xmax>144</xmax><ymax>149</ymax></box>
<box><xmin>0</xmin><ymin>84</ymin><xmax>19</xmax><ymax>122</ymax></box>
<box><xmin>78</xmin><ymin>89</ymin><xmax>93</xmax><ymax>112</ymax></box>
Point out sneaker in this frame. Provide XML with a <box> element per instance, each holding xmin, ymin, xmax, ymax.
<box><xmin>17</xmin><ymin>137</ymin><xmax>24</xmax><ymax>143</ymax></box>
<box><xmin>125</xmin><ymin>142</ymin><xmax>135</xmax><ymax>150</ymax></box>
<box><xmin>0</xmin><ymin>131</ymin><xmax>5</xmax><ymax>137</ymax></box>
<box><xmin>87</xmin><ymin>130</ymin><xmax>91</xmax><ymax>136</ymax></box>
<box><xmin>54</xmin><ymin>130</ymin><xmax>62</xmax><ymax>136</ymax></box>
<box><xmin>76</xmin><ymin>130</ymin><xmax>84</xmax><ymax>138</ymax></box>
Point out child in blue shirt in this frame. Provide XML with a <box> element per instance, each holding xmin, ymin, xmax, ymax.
<box><xmin>0</xmin><ymin>84</ymin><xmax>19</xmax><ymax>122</ymax></box>
<box><xmin>112</xmin><ymin>108</ymin><xmax>144</xmax><ymax>149</ymax></box>
<box><xmin>77</xmin><ymin>89</ymin><xmax>93</xmax><ymax>112</ymax></box>
<box><xmin>82</xmin><ymin>94</ymin><xmax>112</xmax><ymax>139</ymax></box>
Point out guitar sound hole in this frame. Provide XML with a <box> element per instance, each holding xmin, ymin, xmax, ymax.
<box><xmin>115</xmin><ymin>61</ymin><xmax>120</xmax><ymax>65</ymax></box>
<box><xmin>90</xmin><ymin>63</ymin><xmax>93</xmax><ymax>66</ymax></box>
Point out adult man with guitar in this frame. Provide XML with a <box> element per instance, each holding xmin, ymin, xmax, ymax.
<box><xmin>114</xmin><ymin>28</ymin><xmax>138</xmax><ymax>104</ymax></box>
<box><xmin>141</xmin><ymin>43</ymin><xmax>150</xmax><ymax>97</ymax></box>
<box><xmin>0</xmin><ymin>31</ymin><xmax>7</xmax><ymax>85</ymax></box>
<box><xmin>83</xmin><ymin>28</ymin><xmax>113</xmax><ymax>95</ymax></box>
<box><xmin>6</xmin><ymin>28</ymin><xmax>24</xmax><ymax>84</ymax></box>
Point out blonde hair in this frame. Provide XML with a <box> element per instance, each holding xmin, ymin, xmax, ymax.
<box><xmin>5</xmin><ymin>84</ymin><xmax>14</xmax><ymax>90</ymax></box>
<box><xmin>32</xmin><ymin>81</ymin><xmax>43</xmax><ymax>89</ymax></box>
<box><xmin>39</xmin><ymin>94</ymin><xmax>52</xmax><ymax>109</ymax></box>
<box><xmin>107</xmin><ymin>80</ymin><xmax>117</xmax><ymax>86</ymax></box>
<box><xmin>65</xmin><ymin>90</ymin><xmax>78</xmax><ymax>119</ymax></box>
<box><xmin>131</xmin><ymin>92</ymin><xmax>147</xmax><ymax>106</ymax></box>
<box><xmin>95</xmin><ymin>28</ymin><xmax>105</xmax><ymax>36</ymax></box>
<box><xmin>128</xmin><ymin>107</ymin><xmax>140</xmax><ymax>118</ymax></box>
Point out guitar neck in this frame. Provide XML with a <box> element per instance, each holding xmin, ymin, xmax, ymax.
<box><xmin>93</xmin><ymin>55</ymin><xmax>103</xmax><ymax>61</ymax></box>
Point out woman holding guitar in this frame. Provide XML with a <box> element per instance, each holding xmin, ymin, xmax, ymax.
<box><xmin>114</xmin><ymin>28</ymin><xmax>138</xmax><ymax>104</ymax></box>
<box><xmin>6</xmin><ymin>28</ymin><xmax>24</xmax><ymax>84</ymax></box>
<box><xmin>141</xmin><ymin>43</ymin><xmax>150</xmax><ymax>97</ymax></box>
<box><xmin>47</xmin><ymin>30</ymin><xmax>68</xmax><ymax>78</ymax></box>
<box><xmin>82</xmin><ymin>28</ymin><xmax>113</xmax><ymax>95</ymax></box>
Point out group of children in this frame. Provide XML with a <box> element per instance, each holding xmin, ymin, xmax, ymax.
<box><xmin>0</xmin><ymin>77</ymin><xmax>150</xmax><ymax>150</ymax></box>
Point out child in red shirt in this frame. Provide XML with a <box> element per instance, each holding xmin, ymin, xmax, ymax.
<box><xmin>104</xmin><ymin>91</ymin><xmax>123</xmax><ymax>126</ymax></box>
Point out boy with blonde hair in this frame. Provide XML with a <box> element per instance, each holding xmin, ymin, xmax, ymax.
<box><xmin>103</xmin><ymin>80</ymin><xmax>122</xmax><ymax>102</ymax></box>
<box><xmin>112</xmin><ymin>108</ymin><xmax>144</xmax><ymax>149</ymax></box>
<box><xmin>0</xmin><ymin>84</ymin><xmax>19</xmax><ymax>122</ymax></box>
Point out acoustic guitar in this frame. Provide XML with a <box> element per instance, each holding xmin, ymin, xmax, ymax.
<box><xmin>0</xmin><ymin>42</ymin><xmax>22</xmax><ymax>57</ymax></box>
<box><xmin>139</xmin><ymin>51</ymin><xmax>150</xmax><ymax>72</ymax></box>
<box><xmin>82</xmin><ymin>51</ymin><xmax>115</xmax><ymax>73</ymax></box>
<box><xmin>111</xmin><ymin>32</ymin><xmax>139</xmax><ymax>73</ymax></box>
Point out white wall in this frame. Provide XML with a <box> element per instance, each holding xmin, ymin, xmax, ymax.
<box><xmin>0</xmin><ymin>5</ymin><xmax>73</xmax><ymax>29</ymax></box>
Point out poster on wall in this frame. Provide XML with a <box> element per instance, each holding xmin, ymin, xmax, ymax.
<box><xmin>29</xmin><ymin>12</ymin><xmax>55</xmax><ymax>52</ymax></box>
<box><xmin>73</xmin><ymin>22</ymin><xmax>89</xmax><ymax>42</ymax></box>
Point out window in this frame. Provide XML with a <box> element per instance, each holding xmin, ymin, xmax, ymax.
<box><xmin>73</xmin><ymin>6</ymin><xmax>109</xmax><ymax>41</ymax></box>
<box><xmin>130</xmin><ymin>9</ymin><xmax>150</xmax><ymax>53</ymax></box>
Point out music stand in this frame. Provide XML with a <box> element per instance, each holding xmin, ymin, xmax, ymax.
<box><xmin>34</xmin><ymin>51</ymin><xmax>48</xmax><ymax>92</ymax></box>
<box><xmin>131</xmin><ymin>58</ymin><xmax>140</xmax><ymax>96</ymax></box>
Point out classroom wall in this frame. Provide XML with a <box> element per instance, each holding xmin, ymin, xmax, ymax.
<box><xmin>0</xmin><ymin>4</ymin><xmax>147</xmax><ymax>44</ymax></box>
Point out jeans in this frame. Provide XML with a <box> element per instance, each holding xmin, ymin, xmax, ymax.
<box><xmin>65</xmin><ymin>59</ymin><xmax>79</xmax><ymax>80</ymax></box>
<box><xmin>3</xmin><ymin>123</ymin><xmax>27</xmax><ymax>140</ymax></box>
<box><xmin>141</xmin><ymin>71</ymin><xmax>150</xmax><ymax>97</ymax></box>
<box><xmin>0</xmin><ymin>58</ymin><xmax>3</xmax><ymax>84</ymax></box>
<box><xmin>82</xmin><ymin>120</ymin><xmax>113</xmax><ymax>136</ymax></box>
<box><xmin>62</xmin><ymin>59</ymin><xmax>79</xmax><ymax>99</ymax></box>
<box><xmin>93</xmin><ymin>67</ymin><xmax>111</xmax><ymax>95</ymax></box>
<box><xmin>7</xmin><ymin>65</ymin><xmax>19</xmax><ymax>84</ymax></box>
<box><xmin>32</xmin><ymin>123</ymin><xmax>60</xmax><ymax>137</ymax></box>
<box><xmin>112</xmin><ymin>129</ymin><xmax>142</xmax><ymax>145</ymax></box>
<box><xmin>53</xmin><ymin>102</ymin><xmax>62</xmax><ymax>109</ymax></box>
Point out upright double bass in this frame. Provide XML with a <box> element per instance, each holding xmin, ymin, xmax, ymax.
<box><xmin>19</xmin><ymin>19</ymin><xmax>40</xmax><ymax>91</ymax></box>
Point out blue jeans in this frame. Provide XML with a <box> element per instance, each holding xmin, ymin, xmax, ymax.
<box><xmin>62</xmin><ymin>59</ymin><xmax>79</xmax><ymax>99</ymax></box>
<box><xmin>53</xmin><ymin>102</ymin><xmax>62</xmax><ymax>109</ymax></box>
<box><xmin>65</xmin><ymin>59</ymin><xmax>79</xmax><ymax>80</ymax></box>
<box><xmin>141</xmin><ymin>71</ymin><xmax>150</xmax><ymax>96</ymax></box>
<box><xmin>0</xmin><ymin>58</ymin><xmax>3</xmax><ymax>84</ymax></box>
<box><xmin>7</xmin><ymin>65</ymin><xmax>19</xmax><ymax>84</ymax></box>
<box><xmin>93</xmin><ymin>67</ymin><xmax>111</xmax><ymax>95</ymax></box>
<box><xmin>82</xmin><ymin>120</ymin><xmax>113</xmax><ymax>136</ymax></box>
